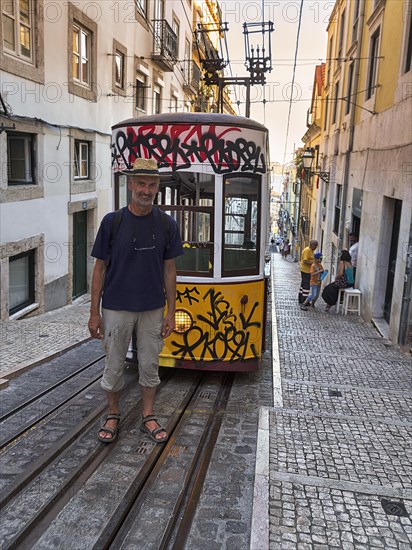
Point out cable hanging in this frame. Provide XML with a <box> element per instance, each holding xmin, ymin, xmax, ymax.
<box><xmin>281</xmin><ymin>0</ymin><xmax>304</xmax><ymax>174</ymax></box>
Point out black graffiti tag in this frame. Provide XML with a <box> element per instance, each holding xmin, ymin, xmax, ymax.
<box><xmin>112</xmin><ymin>124</ymin><xmax>266</xmax><ymax>174</ymax></box>
<box><xmin>176</xmin><ymin>286</ymin><xmax>200</xmax><ymax>306</ymax></box>
<box><xmin>171</xmin><ymin>287</ymin><xmax>261</xmax><ymax>362</ymax></box>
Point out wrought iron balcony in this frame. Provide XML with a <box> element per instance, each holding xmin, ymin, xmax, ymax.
<box><xmin>151</xmin><ymin>19</ymin><xmax>178</xmax><ymax>72</ymax></box>
<box><xmin>181</xmin><ymin>60</ymin><xmax>201</xmax><ymax>94</ymax></box>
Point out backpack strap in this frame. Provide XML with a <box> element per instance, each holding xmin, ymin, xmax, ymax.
<box><xmin>105</xmin><ymin>208</ymin><xmax>124</xmax><ymax>267</ymax></box>
<box><xmin>154</xmin><ymin>206</ymin><xmax>171</xmax><ymax>251</ymax></box>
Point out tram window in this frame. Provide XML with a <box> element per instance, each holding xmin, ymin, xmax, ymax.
<box><xmin>157</xmin><ymin>172</ymin><xmax>215</xmax><ymax>276</ymax></box>
<box><xmin>222</xmin><ymin>175</ymin><xmax>260</xmax><ymax>276</ymax></box>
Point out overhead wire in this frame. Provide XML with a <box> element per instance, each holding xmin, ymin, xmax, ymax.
<box><xmin>281</xmin><ymin>0</ymin><xmax>304</xmax><ymax>174</ymax></box>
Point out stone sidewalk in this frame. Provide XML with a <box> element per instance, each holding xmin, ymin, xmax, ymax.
<box><xmin>0</xmin><ymin>297</ymin><xmax>91</xmax><ymax>386</ymax></box>
<box><xmin>266</xmin><ymin>252</ymin><xmax>412</xmax><ymax>549</ymax></box>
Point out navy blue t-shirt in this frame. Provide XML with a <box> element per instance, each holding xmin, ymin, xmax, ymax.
<box><xmin>91</xmin><ymin>207</ymin><xmax>184</xmax><ymax>312</ymax></box>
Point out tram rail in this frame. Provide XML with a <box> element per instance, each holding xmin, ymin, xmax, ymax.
<box><xmin>0</xmin><ymin>365</ymin><xmax>235</xmax><ymax>549</ymax></box>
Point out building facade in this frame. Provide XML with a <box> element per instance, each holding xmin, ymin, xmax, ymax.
<box><xmin>0</xmin><ymin>0</ymin><xmax>228</xmax><ymax>321</ymax></box>
<box><xmin>300</xmin><ymin>63</ymin><xmax>326</xmax><ymax>251</ymax></box>
<box><xmin>310</xmin><ymin>0</ymin><xmax>412</xmax><ymax>345</ymax></box>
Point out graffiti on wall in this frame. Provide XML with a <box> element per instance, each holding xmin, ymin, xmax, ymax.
<box><xmin>112</xmin><ymin>124</ymin><xmax>266</xmax><ymax>174</ymax></box>
<box><xmin>173</xmin><ymin>286</ymin><xmax>262</xmax><ymax>362</ymax></box>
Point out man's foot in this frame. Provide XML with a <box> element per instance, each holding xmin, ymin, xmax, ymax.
<box><xmin>141</xmin><ymin>415</ymin><xmax>168</xmax><ymax>443</ymax></box>
<box><xmin>97</xmin><ymin>413</ymin><xmax>121</xmax><ymax>443</ymax></box>
<box><xmin>300</xmin><ymin>305</ymin><xmax>308</xmax><ymax>311</ymax></box>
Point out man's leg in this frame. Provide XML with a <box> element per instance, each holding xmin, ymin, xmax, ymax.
<box><xmin>98</xmin><ymin>390</ymin><xmax>121</xmax><ymax>440</ymax></box>
<box><xmin>99</xmin><ymin>309</ymin><xmax>136</xmax><ymax>440</ymax></box>
<box><xmin>140</xmin><ymin>385</ymin><xmax>167</xmax><ymax>440</ymax></box>
<box><xmin>299</xmin><ymin>272</ymin><xmax>310</xmax><ymax>303</ymax></box>
<box><xmin>137</xmin><ymin>308</ymin><xmax>167</xmax><ymax>441</ymax></box>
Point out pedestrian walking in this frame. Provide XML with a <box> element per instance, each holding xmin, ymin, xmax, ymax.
<box><xmin>269</xmin><ymin>238</ymin><xmax>277</xmax><ymax>254</ymax></box>
<box><xmin>88</xmin><ymin>158</ymin><xmax>184</xmax><ymax>444</ymax></box>
<box><xmin>298</xmin><ymin>240</ymin><xmax>318</xmax><ymax>304</ymax></box>
<box><xmin>300</xmin><ymin>252</ymin><xmax>324</xmax><ymax>310</ymax></box>
<box><xmin>281</xmin><ymin>239</ymin><xmax>291</xmax><ymax>259</ymax></box>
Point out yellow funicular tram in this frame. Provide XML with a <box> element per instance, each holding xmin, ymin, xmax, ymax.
<box><xmin>112</xmin><ymin>112</ymin><xmax>270</xmax><ymax>372</ymax></box>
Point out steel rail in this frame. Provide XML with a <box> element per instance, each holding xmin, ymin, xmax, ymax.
<box><xmin>0</xmin><ymin>354</ymin><xmax>106</xmax><ymax>423</ymax></box>
<box><xmin>1</xmin><ymin>370</ymin><xmax>178</xmax><ymax>548</ymax></box>
<box><xmin>0</xmin><ymin>367</ymin><xmax>104</xmax><ymax>450</ymax></box>
<box><xmin>94</xmin><ymin>372</ymin><xmax>235</xmax><ymax>550</ymax></box>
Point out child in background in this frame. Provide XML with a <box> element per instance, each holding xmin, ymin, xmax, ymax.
<box><xmin>300</xmin><ymin>252</ymin><xmax>324</xmax><ymax>310</ymax></box>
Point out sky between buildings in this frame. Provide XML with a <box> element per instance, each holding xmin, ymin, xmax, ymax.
<box><xmin>220</xmin><ymin>0</ymin><xmax>330</xmax><ymax>166</ymax></box>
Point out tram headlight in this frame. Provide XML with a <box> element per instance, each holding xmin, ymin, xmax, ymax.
<box><xmin>174</xmin><ymin>309</ymin><xmax>193</xmax><ymax>334</ymax></box>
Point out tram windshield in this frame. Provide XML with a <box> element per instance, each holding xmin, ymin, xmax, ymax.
<box><xmin>222</xmin><ymin>174</ymin><xmax>260</xmax><ymax>276</ymax></box>
<box><xmin>157</xmin><ymin>172</ymin><xmax>214</xmax><ymax>276</ymax></box>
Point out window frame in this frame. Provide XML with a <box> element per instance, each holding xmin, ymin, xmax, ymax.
<box><xmin>352</xmin><ymin>0</ymin><xmax>360</xmax><ymax>44</ymax></box>
<box><xmin>333</xmin><ymin>184</ymin><xmax>342</xmax><ymax>236</ymax></box>
<box><xmin>2</xmin><ymin>0</ymin><xmax>33</xmax><ymax>61</ymax></box>
<box><xmin>323</xmin><ymin>94</ymin><xmax>329</xmax><ymax>131</ymax></box>
<box><xmin>332</xmin><ymin>80</ymin><xmax>340</xmax><ymax>124</ymax></box>
<box><xmin>366</xmin><ymin>27</ymin><xmax>380</xmax><ymax>100</ymax></box>
<box><xmin>345</xmin><ymin>62</ymin><xmax>355</xmax><ymax>115</ymax></box>
<box><xmin>74</xmin><ymin>140</ymin><xmax>90</xmax><ymax>180</ymax></box>
<box><xmin>0</xmin><ymin>0</ymin><xmax>45</xmax><ymax>83</ymax></box>
<box><xmin>135</xmin><ymin>71</ymin><xmax>147</xmax><ymax>112</ymax></box>
<box><xmin>7</xmin><ymin>131</ymin><xmax>36</xmax><ymax>186</ymax></box>
<box><xmin>222</xmin><ymin>174</ymin><xmax>261</xmax><ymax>278</ymax></box>
<box><xmin>337</xmin><ymin>10</ymin><xmax>345</xmax><ymax>64</ymax></box>
<box><xmin>403</xmin><ymin>5</ymin><xmax>412</xmax><ymax>74</ymax></box>
<box><xmin>68</xmin><ymin>3</ymin><xmax>98</xmax><ymax>102</ymax></box>
<box><xmin>153</xmin><ymin>83</ymin><xmax>162</xmax><ymax>114</ymax></box>
<box><xmin>136</xmin><ymin>0</ymin><xmax>147</xmax><ymax>16</ymax></box>
<box><xmin>9</xmin><ymin>249</ymin><xmax>35</xmax><ymax>315</ymax></box>
<box><xmin>112</xmin><ymin>39</ymin><xmax>127</xmax><ymax>95</ymax></box>
<box><xmin>72</xmin><ymin>23</ymin><xmax>90</xmax><ymax>86</ymax></box>
<box><xmin>115</xmin><ymin>51</ymin><xmax>124</xmax><ymax>88</ymax></box>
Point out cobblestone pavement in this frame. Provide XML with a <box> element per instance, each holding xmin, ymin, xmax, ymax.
<box><xmin>269</xmin><ymin>253</ymin><xmax>412</xmax><ymax>549</ymax></box>
<box><xmin>0</xmin><ymin>297</ymin><xmax>91</xmax><ymax>384</ymax></box>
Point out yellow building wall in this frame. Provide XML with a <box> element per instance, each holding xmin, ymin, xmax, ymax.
<box><xmin>356</xmin><ymin>0</ymin><xmax>404</xmax><ymax>122</ymax></box>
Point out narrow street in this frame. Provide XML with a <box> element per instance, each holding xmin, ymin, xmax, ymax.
<box><xmin>268</xmin><ymin>251</ymin><xmax>411</xmax><ymax>549</ymax></box>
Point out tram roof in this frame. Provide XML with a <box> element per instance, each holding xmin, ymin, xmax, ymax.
<box><xmin>112</xmin><ymin>112</ymin><xmax>268</xmax><ymax>133</ymax></box>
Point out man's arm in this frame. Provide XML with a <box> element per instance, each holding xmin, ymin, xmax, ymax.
<box><xmin>88</xmin><ymin>259</ymin><xmax>106</xmax><ymax>339</ymax></box>
<box><xmin>162</xmin><ymin>258</ymin><xmax>177</xmax><ymax>338</ymax></box>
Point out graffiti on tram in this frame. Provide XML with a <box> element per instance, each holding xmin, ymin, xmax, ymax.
<box><xmin>171</xmin><ymin>286</ymin><xmax>262</xmax><ymax>362</ymax></box>
<box><xmin>112</xmin><ymin>124</ymin><xmax>266</xmax><ymax>174</ymax></box>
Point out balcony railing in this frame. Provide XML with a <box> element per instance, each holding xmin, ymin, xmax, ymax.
<box><xmin>181</xmin><ymin>60</ymin><xmax>201</xmax><ymax>94</ymax></box>
<box><xmin>152</xmin><ymin>20</ymin><xmax>178</xmax><ymax>72</ymax></box>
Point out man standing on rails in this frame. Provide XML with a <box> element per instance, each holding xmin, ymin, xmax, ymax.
<box><xmin>88</xmin><ymin>158</ymin><xmax>183</xmax><ymax>444</ymax></box>
<box><xmin>298</xmin><ymin>239</ymin><xmax>318</xmax><ymax>304</ymax></box>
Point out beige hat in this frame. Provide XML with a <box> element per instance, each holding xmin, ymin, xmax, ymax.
<box><xmin>121</xmin><ymin>158</ymin><xmax>159</xmax><ymax>176</ymax></box>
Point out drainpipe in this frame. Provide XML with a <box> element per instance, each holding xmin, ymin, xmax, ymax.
<box><xmin>338</xmin><ymin>0</ymin><xmax>366</xmax><ymax>250</ymax></box>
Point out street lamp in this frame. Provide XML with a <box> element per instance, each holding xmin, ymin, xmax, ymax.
<box><xmin>302</xmin><ymin>148</ymin><xmax>330</xmax><ymax>183</ymax></box>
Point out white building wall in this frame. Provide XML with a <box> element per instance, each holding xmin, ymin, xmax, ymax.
<box><xmin>0</xmin><ymin>0</ymin><xmax>196</xmax><ymax>319</ymax></box>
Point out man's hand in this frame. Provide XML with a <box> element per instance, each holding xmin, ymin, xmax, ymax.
<box><xmin>161</xmin><ymin>312</ymin><xmax>175</xmax><ymax>339</ymax></box>
<box><xmin>88</xmin><ymin>313</ymin><xmax>103</xmax><ymax>339</ymax></box>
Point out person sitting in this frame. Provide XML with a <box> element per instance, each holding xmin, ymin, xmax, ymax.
<box><xmin>323</xmin><ymin>249</ymin><xmax>354</xmax><ymax>311</ymax></box>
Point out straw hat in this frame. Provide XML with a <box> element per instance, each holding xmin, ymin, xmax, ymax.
<box><xmin>121</xmin><ymin>158</ymin><xmax>159</xmax><ymax>176</ymax></box>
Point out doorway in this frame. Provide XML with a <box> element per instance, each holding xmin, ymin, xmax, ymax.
<box><xmin>73</xmin><ymin>211</ymin><xmax>87</xmax><ymax>299</ymax></box>
<box><xmin>383</xmin><ymin>199</ymin><xmax>402</xmax><ymax>323</ymax></box>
